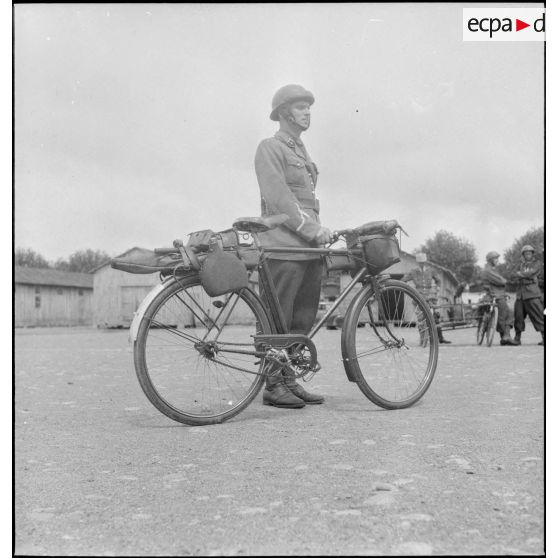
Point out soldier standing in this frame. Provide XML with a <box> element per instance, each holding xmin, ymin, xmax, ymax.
<box><xmin>512</xmin><ymin>245</ymin><xmax>545</xmax><ymax>346</ymax></box>
<box><xmin>481</xmin><ymin>251</ymin><xmax>516</xmax><ymax>345</ymax></box>
<box><xmin>402</xmin><ymin>253</ymin><xmax>451</xmax><ymax>344</ymax></box>
<box><xmin>254</xmin><ymin>84</ymin><xmax>331</xmax><ymax>409</ymax></box>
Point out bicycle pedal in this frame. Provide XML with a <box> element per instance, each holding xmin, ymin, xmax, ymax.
<box><xmin>302</xmin><ymin>362</ymin><xmax>321</xmax><ymax>382</ymax></box>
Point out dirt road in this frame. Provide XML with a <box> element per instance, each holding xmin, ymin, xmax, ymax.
<box><xmin>14</xmin><ymin>325</ymin><xmax>544</xmax><ymax>555</ymax></box>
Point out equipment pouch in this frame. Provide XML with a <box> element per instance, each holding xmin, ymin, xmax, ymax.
<box><xmin>199</xmin><ymin>240</ymin><xmax>249</xmax><ymax>297</ymax></box>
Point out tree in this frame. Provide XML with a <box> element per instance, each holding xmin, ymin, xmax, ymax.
<box><xmin>15</xmin><ymin>248</ymin><xmax>50</xmax><ymax>268</ymax></box>
<box><xmin>418</xmin><ymin>230</ymin><xmax>478</xmax><ymax>282</ymax></box>
<box><xmin>55</xmin><ymin>249</ymin><xmax>111</xmax><ymax>273</ymax></box>
<box><xmin>502</xmin><ymin>226</ymin><xmax>544</xmax><ymax>275</ymax></box>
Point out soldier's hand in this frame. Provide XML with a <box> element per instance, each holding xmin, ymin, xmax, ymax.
<box><xmin>315</xmin><ymin>227</ymin><xmax>333</xmax><ymax>245</ymax></box>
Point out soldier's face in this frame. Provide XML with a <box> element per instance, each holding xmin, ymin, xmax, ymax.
<box><xmin>289</xmin><ymin>101</ymin><xmax>311</xmax><ymax>129</ymax></box>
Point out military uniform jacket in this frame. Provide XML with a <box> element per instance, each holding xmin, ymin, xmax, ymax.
<box><xmin>254</xmin><ymin>130</ymin><xmax>321</xmax><ymax>260</ymax></box>
<box><xmin>515</xmin><ymin>259</ymin><xmax>542</xmax><ymax>300</ymax></box>
<box><xmin>481</xmin><ymin>263</ymin><xmax>507</xmax><ymax>297</ymax></box>
<box><xmin>403</xmin><ymin>266</ymin><xmax>440</xmax><ymax>301</ymax></box>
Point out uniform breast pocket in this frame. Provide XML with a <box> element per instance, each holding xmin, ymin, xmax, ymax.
<box><xmin>285</xmin><ymin>158</ymin><xmax>306</xmax><ymax>186</ymax></box>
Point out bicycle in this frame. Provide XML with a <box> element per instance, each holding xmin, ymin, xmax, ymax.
<box><xmin>475</xmin><ymin>295</ymin><xmax>498</xmax><ymax>347</ymax></box>
<box><xmin>116</xmin><ymin>216</ymin><xmax>439</xmax><ymax>426</ymax></box>
<box><xmin>430</xmin><ymin>296</ymin><xmax>498</xmax><ymax>347</ymax></box>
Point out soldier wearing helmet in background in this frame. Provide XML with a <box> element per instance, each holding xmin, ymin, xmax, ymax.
<box><xmin>254</xmin><ymin>84</ymin><xmax>331</xmax><ymax>409</ymax></box>
<box><xmin>481</xmin><ymin>251</ymin><xmax>516</xmax><ymax>345</ymax></box>
<box><xmin>402</xmin><ymin>253</ymin><xmax>451</xmax><ymax>344</ymax></box>
<box><xmin>512</xmin><ymin>245</ymin><xmax>545</xmax><ymax>346</ymax></box>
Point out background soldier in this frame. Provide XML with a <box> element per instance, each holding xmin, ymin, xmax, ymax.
<box><xmin>481</xmin><ymin>251</ymin><xmax>516</xmax><ymax>346</ymax></box>
<box><xmin>254</xmin><ymin>84</ymin><xmax>331</xmax><ymax>409</ymax></box>
<box><xmin>512</xmin><ymin>245</ymin><xmax>545</xmax><ymax>346</ymax></box>
<box><xmin>403</xmin><ymin>253</ymin><xmax>451</xmax><ymax>344</ymax></box>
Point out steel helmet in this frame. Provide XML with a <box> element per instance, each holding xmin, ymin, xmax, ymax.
<box><xmin>521</xmin><ymin>244</ymin><xmax>535</xmax><ymax>254</ymax></box>
<box><xmin>486</xmin><ymin>251</ymin><xmax>500</xmax><ymax>261</ymax></box>
<box><xmin>270</xmin><ymin>84</ymin><xmax>314</xmax><ymax>121</ymax></box>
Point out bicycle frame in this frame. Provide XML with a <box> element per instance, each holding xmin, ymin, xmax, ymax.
<box><xmin>131</xmin><ymin>223</ymin><xmax>440</xmax><ymax>425</ymax></box>
<box><xmin>253</xmin><ymin>243</ymin><xmax>368</xmax><ymax>338</ymax></box>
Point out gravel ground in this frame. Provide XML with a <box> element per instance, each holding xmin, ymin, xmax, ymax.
<box><xmin>14</xmin><ymin>324</ymin><xmax>544</xmax><ymax>556</ymax></box>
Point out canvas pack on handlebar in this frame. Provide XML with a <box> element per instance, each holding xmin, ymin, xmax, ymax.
<box><xmin>332</xmin><ymin>219</ymin><xmax>408</xmax><ymax>242</ymax></box>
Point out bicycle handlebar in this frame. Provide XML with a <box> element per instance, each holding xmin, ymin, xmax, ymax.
<box><xmin>155</xmin><ymin>218</ymin><xmax>409</xmax><ymax>253</ymax></box>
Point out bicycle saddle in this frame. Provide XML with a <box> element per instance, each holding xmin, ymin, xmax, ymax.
<box><xmin>233</xmin><ymin>214</ymin><xmax>289</xmax><ymax>233</ymax></box>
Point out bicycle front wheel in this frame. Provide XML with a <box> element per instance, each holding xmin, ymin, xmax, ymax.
<box><xmin>341</xmin><ymin>279</ymin><xmax>438</xmax><ymax>409</ymax></box>
<box><xmin>486</xmin><ymin>306</ymin><xmax>498</xmax><ymax>347</ymax></box>
<box><xmin>134</xmin><ymin>275</ymin><xmax>271</xmax><ymax>425</ymax></box>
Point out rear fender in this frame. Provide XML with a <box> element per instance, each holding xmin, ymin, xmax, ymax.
<box><xmin>129</xmin><ymin>278</ymin><xmax>174</xmax><ymax>343</ymax></box>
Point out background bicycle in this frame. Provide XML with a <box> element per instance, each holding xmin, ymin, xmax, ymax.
<box><xmin>432</xmin><ymin>294</ymin><xmax>498</xmax><ymax>346</ymax></box>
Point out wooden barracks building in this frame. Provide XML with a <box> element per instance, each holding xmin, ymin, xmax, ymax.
<box><xmin>14</xmin><ymin>266</ymin><xmax>94</xmax><ymax>327</ymax></box>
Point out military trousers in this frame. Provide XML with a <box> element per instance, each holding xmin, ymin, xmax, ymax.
<box><xmin>514</xmin><ymin>297</ymin><xmax>545</xmax><ymax>333</ymax></box>
<box><xmin>495</xmin><ymin>297</ymin><xmax>513</xmax><ymax>334</ymax></box>
<box><xmin>259</xmin><ymin>258</ymin><xmax>323</xmax><ymax>390</ymax></box>
<box><xmin>261</xmin><ymin>258</ymin><xmax>323</xmax><ymax>335</ymax></box>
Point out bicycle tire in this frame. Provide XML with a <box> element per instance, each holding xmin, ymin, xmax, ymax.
<box><xmin>134</xmin><ymin>275</ymin><xmax>271</xmax><ymax>425</ymax></box>
<box><xmin>476</xmin><ymin>314</ymin><xmax>488</xmax><ymax>345</ymax></box>
<box><xmin>341</xmin><ymin>279</ymin><xmax>438</xmax><ymax>409</ymax></box>
<box><xmin>486</xmin><ymin>306</ymin><xmax>498</xmax><ymax>347</ymax></box>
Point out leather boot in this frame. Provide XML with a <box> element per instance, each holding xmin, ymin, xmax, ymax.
<box><xmin>513</xmin><ymin>331</ymin><xmax>522</xmax><ymax>345</ymax></box>
<box><xmin>437</xmin><ymin>326</ymin><xmax>451</xmax><ymax>344</ymax></box>
<box><xmin>500</xmin><ymin>327</ymin><xmax>515</xmax><ymax>346</ymax></box>
<box><xmin>539</xmin><ymin>332</ymin><xmax>545</xmax><ymax>346</ymax></box>
<box><xmin>283</xmin><ymin>373</ymin><xmax>325</xmax><ymax>405</ymax></box>
<box><xmin>263</xmin><ymin>375</ymin><xmax>305</xmax><ymax>408</ymax></box>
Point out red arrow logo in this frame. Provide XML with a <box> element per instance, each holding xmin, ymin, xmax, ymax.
<box><xmin>516</xmin><ymin>19</ymin><xmax>530</xmax><ymax>31</ymax></box>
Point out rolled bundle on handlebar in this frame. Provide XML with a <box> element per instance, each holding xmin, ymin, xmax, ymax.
<box><xmin>333</xmin><ymin>219</ymin><xmax>407</xmax><ymax>242</ymax></box>
<box><xmin>354</xmin><ymin>219</ymin><xmax>401</xmax><ymax>236</ymax></box>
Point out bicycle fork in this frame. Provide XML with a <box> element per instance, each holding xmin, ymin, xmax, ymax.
<box><xmin>368</xmin><ymin>279</ymin><xmax>408</xmax><ymax>349</ymax></box>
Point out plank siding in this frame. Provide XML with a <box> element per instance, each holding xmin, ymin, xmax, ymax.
<box><xmin>92</xmin><ymin>263</ymin><xmax>160</xmax><ymax>328</ymax></box>
<box><xmin>15</xmin><ymin>284</ymin><xmax>92</xmax><ymax>327</ymax></box>
<box><xmin>93</xmin><ymin>251</ymin><xmax>260</xmax><ymax>328</ymax></box>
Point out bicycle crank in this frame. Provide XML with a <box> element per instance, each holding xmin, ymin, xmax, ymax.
<box><xmin>254</xmin><ymin>334</ymin><xmax>319</xmax><ymax>380</ymax></box>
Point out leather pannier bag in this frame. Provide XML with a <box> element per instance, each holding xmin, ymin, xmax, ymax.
<box><xmin>110</xmin><ymin>248</ymin><xmax>184</xmax><ymax>275</ymax></box>
<box><xmin>360</xmin><ymin>234</ymin><xmax>401</xmax><ymax>275</ymax></box>
<box><xmin>325</xmin><ymin>253</ymin><xmax>358</xmax><ymax>272</ymax></box>
<box><xmin>215</xmin><ymin>228</ymin><xmax>239</xmax><ymax>250</ymax></box>
<box><xmin>187</xmin><ymin>229</ymin><xmax>214</xmax><ymax>253</ymax></box>
<box><xmin>199</xmin><ymin>240</ymin><xmax>249</xmax><ymax>297</ymax></box>
<box><xmin>237</xmin><ymin>247</ymin><xmax>260</xmax><ymax>270</ymax></box>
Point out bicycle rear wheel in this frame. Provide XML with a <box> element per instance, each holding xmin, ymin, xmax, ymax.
<box><xmin>341</xmin><ymin>279</ymin><xmax>438</xmax><ymax>409</ymax></box>
<box><xmin>485</xmin><ymin>306</ymin><xmax>498</xmax><ymax>347</ymax></box>
<box><xmin>134</xmin><ymin>275</ymin><xmax>271</xmax><ymax>425</ymax></box>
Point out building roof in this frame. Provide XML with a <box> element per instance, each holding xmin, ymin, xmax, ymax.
<box><xmin>14</xmin><ymin>266</ymin><xmax>94</xmax><ymax>289</ymax></box>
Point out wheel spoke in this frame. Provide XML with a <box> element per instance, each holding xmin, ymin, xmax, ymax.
<box><xmin>134</xmin><ymin>277</ymin><xmax>269</xmax><ymax>425</ymax></box>
<box><xmin>344</xmin><ymin>280</ymin><xmax>437</xmax><ymax>409</ymax></box>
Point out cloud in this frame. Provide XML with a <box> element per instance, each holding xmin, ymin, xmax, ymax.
<box><xmin>14</xmin><ymin>4</ymin><xmax>544</xmax><ymax>263</ymax></box>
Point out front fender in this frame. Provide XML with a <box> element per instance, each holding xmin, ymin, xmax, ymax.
<box><xmin>129</xmin><ymin>279</ymin><xmax>171</xmax><ymax>343</ymax></box>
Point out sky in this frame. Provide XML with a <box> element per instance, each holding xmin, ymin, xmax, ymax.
<box><xmin>13</xmin><ymin>3</ymin><xmax>545</xmax><ymax>263</ymax></box>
